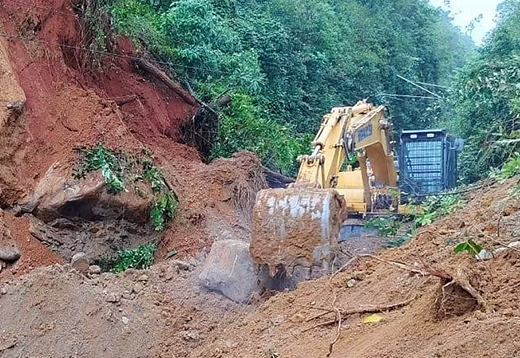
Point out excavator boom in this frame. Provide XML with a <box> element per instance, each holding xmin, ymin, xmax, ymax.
<box><xmin>250</xmin><ymin>101</ymin><xmax>398</xmax><ymax>278</ymax></box>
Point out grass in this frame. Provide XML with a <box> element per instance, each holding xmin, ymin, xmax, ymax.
<box><xmin>73</xmin><ymin>143</ymin><xmax>178</xmax><ymax>231</ymax></box>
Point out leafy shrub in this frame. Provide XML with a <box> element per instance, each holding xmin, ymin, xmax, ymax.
<box><xmin>364</xmin><ymin>217</ymin><xmax>401</xmax><ymax>237</ymax></box>
<box><xmin>413</xmin><ymin>194</ymin><xmax>462</xmax><ymax>228</ymax></box>
<box><xmin>74</xmin><ymin>143</ymin><xmax>126</xmax><ymax>194</ymax></box>
<box><xmin>74</xmin><ymin>143</ymin><xmax>178</xmax><ymax>231</ymax></box>
<box><xmin>97</xmin><ymin>242</ymin><xmax>156</xmax><ymax>273</ymax></box>
<box><xmin>454</xmin><ymin>239</ymin><xmax>483</xmax><ymax>257</ymax></box>
<box><xmin>150</xmin><ymin>192</ymin><xmax>178</xmax><ymax>231</ymax></box>
<box><xmin>490</xmin><ymin>152</ymin><xmax>520</xmax><ymax>180</ymax></box>
<box><xmin>210</xmin><ymin>90</ymin><xmax>309</xmax><ymax>174</ymax></box>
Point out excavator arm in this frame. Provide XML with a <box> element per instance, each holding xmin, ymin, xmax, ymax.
<box><xmin>250</xmin><ymin>101</ymin><xmax>398</xmax><ymax>277</ymax></box>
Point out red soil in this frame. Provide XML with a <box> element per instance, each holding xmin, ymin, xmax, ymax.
<box><xmin>0</xmin><ymin>0</ymin><xmax>255</xmax><ymax>271</ymax></box>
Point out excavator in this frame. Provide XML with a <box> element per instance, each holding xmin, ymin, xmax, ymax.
<box><xmin>250</xmin><ymin>100</ymin><xmax>399</xmax><ymax>279</ymax></box>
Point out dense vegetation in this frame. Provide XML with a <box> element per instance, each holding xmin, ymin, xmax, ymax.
<box><xmin>446</xmin><ymin>0</ymin><xmax>520</xmax><ymax>182</ymax></box>
<box><xmin>87</xmin><ymin>0</ymin><xmax>474</xmax><ymax>174</ymax></box>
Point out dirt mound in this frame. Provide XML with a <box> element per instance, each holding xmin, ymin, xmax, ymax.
<box><xmin>181</xmin><ymin>178</ymin><xmax>520</xmax><ymax>358</ymax></box>
<box><xmin>157</xmin><ymin>151</ymin><xmax>266</xmax><ymax>259</ymax></box>
<box><xmin>0</xmin><ymin>262</ymin><xmax>248</xmax><ymax>358</ymax></box>
<box><xmin>3</xmin><ymin>177</ymin><xmax>519</xmax><ymax>358</ymax></box>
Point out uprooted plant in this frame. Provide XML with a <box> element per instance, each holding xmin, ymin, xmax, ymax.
<box><xmin>73</xmin><ymin>143</ymin><xmax>178</xmax><ymax>231</ymax></box>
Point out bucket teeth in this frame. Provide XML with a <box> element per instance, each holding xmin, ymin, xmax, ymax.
<box><xmin>250</xmin><ymin>188</ymin><xmax>346</xmax><ymax>277</ymax></box>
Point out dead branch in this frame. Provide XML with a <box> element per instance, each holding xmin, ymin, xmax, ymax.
<box><xmin>132</xmin><ymin>57</ymin><xmax>197</xmax><ymax>106</ymax></box>
<box><xmin>357</xmin><ymin>254</ymin><xmax>451</xmax><ymax>279</ymax></box>
<box><xmin>479</xmin><ymin>230</ymin><xmax>520</xmax><ymax>254</ymax></box>
<box><xmin>263</xmin><ymin>166</ymin><xmax>295</xmax><ymax>184</ymax></box>
<box><xmin>109</xmin><ymin>94</ymin><xmax>139</xmax><ymax>106</ymax></box>
<box><xmin>303</xmin><ymin>297</ymin><xmax>416</xmax><ymax>332</ymax></box>
<box><xmin>357</xmin><ymin>254</ymin><xmax>488</xmax><ymax>312</ymax></box>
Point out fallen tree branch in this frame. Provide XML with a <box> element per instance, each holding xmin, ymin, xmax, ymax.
<box><xmin>263</xmin><ymin>166</ymin><xmax>295</xmax><ymax>184</ymax></box>
<box><xmin>357</xmin><ymin>254</ymin><xmax>451</xmax><ymax>279</ymax></box>
<box><xmin>358</xmin><ymin>254</ymin><xmax>489</xmax><ymax>312</ymax></box>
<box><xmin>303</xmin><ymin>297</ymin><xmax>416</xmax><ymax>332</ymax></box>
<box><xmin>132</xmin><ymin>58</ymin><xmax>197</xmax><ymax>106</ymax></box>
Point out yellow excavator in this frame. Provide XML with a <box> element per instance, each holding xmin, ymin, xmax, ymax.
<box><xmin>250</xmin><ymin>100</ymin><xmax>399</xmax><ymax>278</ymax></box>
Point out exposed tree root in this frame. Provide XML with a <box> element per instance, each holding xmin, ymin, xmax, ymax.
<box><xmin>358</xmin><ymin>254</ymin><xmax>488</xmax><ymax>312</ymax></box>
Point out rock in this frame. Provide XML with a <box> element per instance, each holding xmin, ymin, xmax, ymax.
<box><xmin>122</xmin><ymin>290</ymin><xmax>134</xmax><ymax>300</ymax></box>
<box><xmin>0</xmin><ymin>286</ymin><xmax>7</xmax><ymax>295</ymax></box>
<box><xmin>474</xmin><ymin>310</ymin><xmax>487</xmax><ymax>321</ymax></box>
<box><xmin>88</xmin><ymin>265</ymin><xmax>102</xmax><ymax>274</ymax></box>
<box><xmin>199</xmin><ymin>239</ymin><xmax>265</xmax><ymax>303</ymax></box>
<box><xmin>0</xmin><ymin>246</ymin><xmax>20</xmax><ymax>262</ymax></box>
<box><xmin>475</xmin><ymin>249</ymin><xmax>493</xmax><ymax>261</ymax></box>
<box><xmin>106</xmin><ymin>293</ymin><xmax>120</xmax><ymax>303</ymax></box>
<box><xmin>346</xmin><ymin>278</ymin><xmax>356</xmax><ymax>288</ymax></box>
<box><xmin>121</xmin><ymin>316</ymin><xmax>130</xmax><ymax>325</ymax></box>
<box><xmin>182</xmin><ymin>331</ymin><xmax>200</xmax><ymax>342</ymax></box>
<box><xmin>20</xmin><ymin>163</ymin><xmax>151</xmax><ymax>224</ymax></box>
<box><xmin>71</xmin><ymin>252</ymin><xmax>90</xmax><ymax>274</ymax></box>
<box><xmin>508</xmin><ymin>241</ymin><xmax>520</xmax><ymax>249</ymax></box>
<box><xmin>132</xmin><ymin>283</ymin><xmax>143</xmax><ymax>294</ymax></box>
<box><xmin>271</xmin><ymin>315</ymin><xmax>285</xmax><ymax>326</ymax></box>
<box><xmin>290</xmin><ymin>313</ymin><xmax>306</xmax><ymax>323</ymax></box>
<box><xmin>137</xmin><ymin>274</ymin><xmax>148</xmax><ymax>282</ymax></box>
<box><xmin>170</xmin><ymin>259</ymin><xmax>192</xmax><ymax>271</ymax></box>
<box><xmin>352</xmin><ymin>271</ymin><xmax>367</xmax><ymax>281</ymax></box>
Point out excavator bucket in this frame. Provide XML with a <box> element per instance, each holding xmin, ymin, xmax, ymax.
<box><xmin>250</xmin><ymin>187</ymin><xmax>346</xmax><ymax>278</ymax></box>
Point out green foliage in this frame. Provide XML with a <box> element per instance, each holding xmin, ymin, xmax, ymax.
<box><xmin>413</xmin><ymin>194</ymin><xmax>462</xmax><ymax>228</ymax></box>
<box><xmin>74</xmin><ymin>143</ymin><xmax>126</xmax><ymax>194</ymax></box>
<box><xmin>142</xmin><ymin>158</ymin><xmax>166</xmax><ymax>192</ymax></box>
<box><xmin>490</xmin><ymin>153</ymin><xmax>520</xmax><ymax>180</ymax></box>
<box><xmin>97</xmin><ymin>242</ymin><xmax>156</xmax><ymax>273</ymax></box>
<box><xmin>210</xmin><ymin>90</ymin><xmax>310</xmax><ymax>173</ymax></box>
<box><xmin>74</xmin><ymin>143</ymin><xmax>178</xmax><ymax>231</ymax></box>
<box><xmin>446</xmin><ymin>0</ymin><xmax>520</xmax><ymax>182</ymax></box>
<box><xmin>365</xmin><ymin>217</ymin><xmax>401</xmax><ymax>237</ymax></box>
<box><xmin>386</xmin><ymin>233</ymin><xmax>413</xmax><ymax>249</ymax></box>
<box><xmin>150</xmin><ymin>192</ymin><xmax>178</xmax><ymax>231</ymax></box>
<box><xmin>104</xmin><ymin>0</ymin><xmax>474</xmax><ymax>174</ymax></box>
<box><xmin>454</xmin><ymin>239</ymin><xmax>483</xmax><ymax>257</ymax></box>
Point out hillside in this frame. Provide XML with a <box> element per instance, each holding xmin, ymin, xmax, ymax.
<box><xmin>1</xmin><ymin>1</ymin><xmax>520</xmax><ymax>358</ymax></box>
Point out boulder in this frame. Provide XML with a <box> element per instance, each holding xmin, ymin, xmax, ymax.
<box><xmin>71</xmin><ymin>252</ymin><xmax>90</xmax><ymax>274</ymax></box>
<box><xmin>21</xmin><ymin>163</ymin><xmax>151</xmax><ymax>224</ymax></box>
<box><xmin>0</xmin><ymin>247</ymin><xmax>20</xmax><ymax>262</ymax></box>
<box><xmin>0</xmin><ymin>209</ymin><xmax>20</xmax><ymax>262</ymax></box>
<box><xmin>199</xmin><ymin>240</ymin><xmax>265</xmax><ymax>303</ymax></box>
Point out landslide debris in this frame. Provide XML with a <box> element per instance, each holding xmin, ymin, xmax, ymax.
<box><xmin>0</xmin><ymin>0</ymin><xmax>265</xmax><ymax>276</ymax></box>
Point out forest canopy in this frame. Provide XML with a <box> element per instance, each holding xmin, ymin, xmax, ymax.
<box><xmin>100</xmin><ymin>0</ymin><xmax>475</xmax><ymax>174</ymax></box>
<box><xmin>445</xmin><ymin>0</ymin><xmax>520</xmax><ymax>182</ymax></box>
